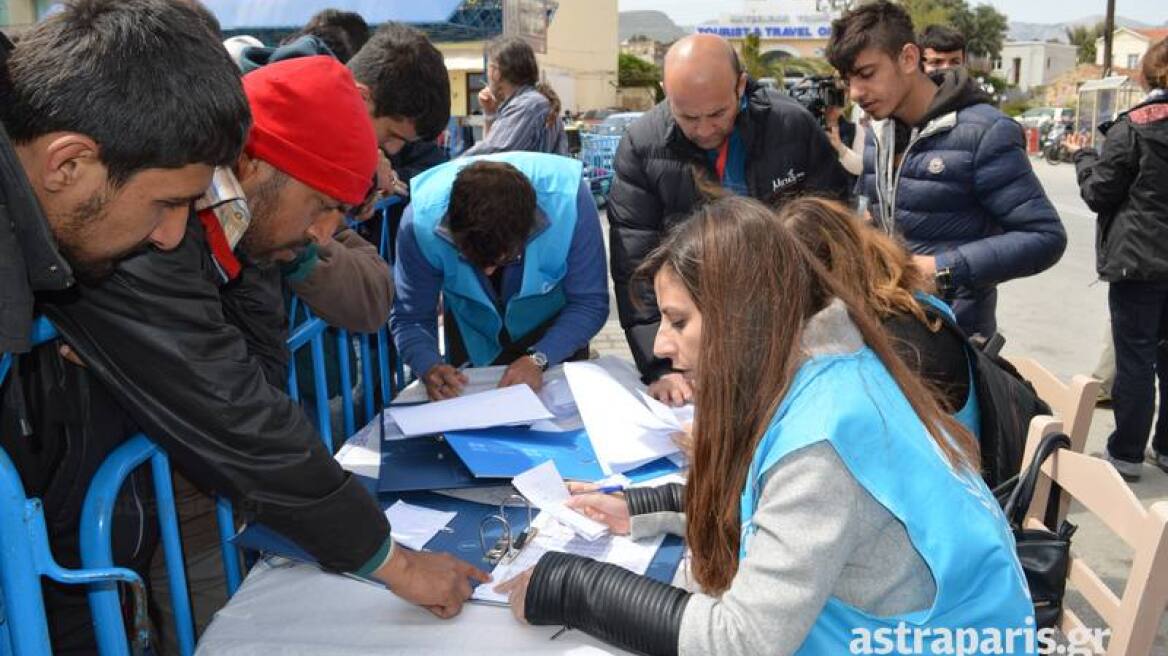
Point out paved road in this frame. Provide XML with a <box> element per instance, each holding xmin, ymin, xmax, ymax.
<box><xmin>594</xmin><ymin>159</ymin><xmax>1168</xmax><ymax>652</ymax></box>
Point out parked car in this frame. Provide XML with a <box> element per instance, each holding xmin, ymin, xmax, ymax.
<box><xmin>577</xmin><ymin>107</ymin><xmax>622</xmax><ymax>128</ymax></box>
<box><xmin>1014</xmin><ymin>107</ymin><xmax>1074</xmax><ymax>131</ymax></box>
<box><xmin>591</xmin><ymin>112</ymin><xmax>643</xmax><ymax>136</ymax></box>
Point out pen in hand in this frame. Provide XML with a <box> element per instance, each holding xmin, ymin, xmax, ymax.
<box><xmin>571</xmin><ymin>485</ymin><xmax>625</xmax><ymax>496</ymax></box>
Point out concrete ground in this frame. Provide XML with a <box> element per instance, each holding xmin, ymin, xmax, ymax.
<box><xmin>590</xmin><ymin>159</ymin><xmax>1168</xmax><ymax>653</ymax></box>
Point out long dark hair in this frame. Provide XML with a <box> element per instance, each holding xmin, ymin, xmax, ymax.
<box><xmin>636</xmin><ymin>196</ymin><xmax>979</xmax><ymax>594</ymax></box>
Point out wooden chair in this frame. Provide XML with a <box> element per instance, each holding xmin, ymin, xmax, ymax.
<box><xmin>1008</xmin><ymin>357</ymin><xmax>1101</xmax><ymax>524</ymax></box>
<box><xmin>1019</xmin><ymin>416</ymin><xmax>1168</xmax><ymax>655</ymax></box>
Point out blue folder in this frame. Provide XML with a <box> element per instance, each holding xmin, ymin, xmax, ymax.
<box><xmin>232</xmin><ymin>476</ymin><xmax>685</xmax><ymax>586</ymax></box>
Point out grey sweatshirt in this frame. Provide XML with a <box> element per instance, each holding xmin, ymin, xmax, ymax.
<box><xmin>630</xmin><ymin>302</ymin><xmax>938</xmax><ymax>655</ymax></box>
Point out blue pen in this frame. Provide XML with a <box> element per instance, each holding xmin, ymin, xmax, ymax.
<box><xmin>573</xmin><ymin>485</ymin><xmax>625</xmax><ymax>495</ymax></box>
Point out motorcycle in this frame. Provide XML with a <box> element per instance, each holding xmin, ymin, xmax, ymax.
<box><xmin>1041</xmin><ymin>123</ymin><xmax>1076</xmax><ymax>165</ymax></box>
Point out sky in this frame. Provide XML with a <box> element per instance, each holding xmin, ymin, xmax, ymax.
<box><xmin>617</xmin><ymin>0</ymin><xmax>1167</xmax><ymax>27</ymax></box>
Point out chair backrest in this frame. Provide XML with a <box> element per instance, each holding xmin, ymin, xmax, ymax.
<box><xmin>1019</xmin><ymin>416</ymin><xmax>1168</xmax><ymax>656</ymax></box>
<box><xmin>1008</xmin><ymin>356</ymin><xmax>1100</xmax><ymax>524</ymax></box>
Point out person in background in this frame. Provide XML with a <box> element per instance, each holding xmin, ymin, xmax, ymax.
<box><xmin>392</xmin><ymin>154</ymin><xmax>608</xmax><ymax>400</ymax></box>
<box><xmin>825</xmin><ymin>103</ymin><xmax>864</xmax><ymax>176</ymax></box>
<box><xmin>830</xmin><ymin>1</ymin><xmax>1065</xmax><ymax>339</ymax></box>
<box><xmin>493</xmin><ymin>196</ymin><xmax>1032</xmax><ymax>655</ymax></box>
<box><xmin>608</xmin><ymin>33</ymin><xmax>850</xmax><ymax>405</ymax></box>
<box><xmin>1066</xmin><ymin>37</ymin><xmax>1168</xmax><ymax>481</ymax></box>
<box><xmin>919</xmin><ymin>24</ymin><xmax>967</xmax><ymax>73</ymax></box>
<box><xmin>297</xmin><ymin>8</ymin><xmax>370</xmax><ymax>62</ymax></box>
<box><xmin>461</xmin><ymin>36</ymin><xmax>568</xmax><ymax>156</ymax></box>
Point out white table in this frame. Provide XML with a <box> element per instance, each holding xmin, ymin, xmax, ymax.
<box><xmin>197</xmin><ymin>359</ymin><xmax>688</xmax><ymax>654</ymax></box>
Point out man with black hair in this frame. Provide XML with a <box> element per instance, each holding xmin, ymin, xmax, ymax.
<box><xmin>391</xmin><ymin>154</ymin><xmax>608</xmax><ymax>400</ymax></box>
<box><xmin>0</xmin><ymin>0</ymin><xmax>246</xmax><ymax>650</ymax></box>
<box><xmin>349</xmin><ymin>23</ymin><xmax>452</xmax><ymax>152</ymax></box>
<box><xmin>461</xmin><ymin>36</ymin><xmax>568</xmax><ymax>156</ymax></box>
<box><xmin>919</xmin><ymin>24</ymin><xmax>967</xmax><ymax>73</ymax></box>
<box><xmin>828</xmin><ymin>0</ymin><xmax>1065</xmax><ymax>338</ymax></box>
<box><xmin>300</xmin><ymin>8</ymin><xmax>370</xmax><ymax>62</ymax></box>
<box><xmin>608</xmin><ymin>33</ymin><xmax>850</xmax><ymax>404</ymax></box>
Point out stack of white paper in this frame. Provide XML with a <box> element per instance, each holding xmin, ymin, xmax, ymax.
<box><xmin>384</xmin><ymin>500</ymin><xmax>456</xmax><ymax>551</ymax></box>
<box><xmin>564</xmin><ymin>360</ymin><xmax>686</xmax><ymax>474</ymax></box>
<box><xmin>386</xmin><ymin>385</ymin><xmax>553</xmax><ymax>437</ymax></box>
<box><xmin>512</xmin><ymin>461</ymin><xmax>607</xmax><ymax>541</ymax></box>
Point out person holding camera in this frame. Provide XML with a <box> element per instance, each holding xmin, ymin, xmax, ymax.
<box><xmin>828</xmin><ymin>1</ymin><xmax>1065</xmax><ymax>339</ymax></box>
<box><xmin>607</xmin><ymin>33</ymin><xmax>850</xmax><ymax>405</ymax></box>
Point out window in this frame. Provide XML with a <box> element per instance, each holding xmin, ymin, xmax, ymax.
<box><xmin>1128</xmin><ymin>53</ymin><xmax>1140</xmax><ymax>69</ymax></box>
<box><xmin>1046</xmin><ymin>57</ymin><xmax>1051</xmax><ymax>70</ymax></box>
<box><xmin>467</xmin><ymin>72</ymin><xmax>488</xmax><ymax>115</ymax></box>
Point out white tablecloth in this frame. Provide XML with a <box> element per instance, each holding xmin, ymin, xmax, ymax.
<box><xmin>197</xmin><ymin>359</ymin><xmax>688</xmax><ymax>654</ymax></box>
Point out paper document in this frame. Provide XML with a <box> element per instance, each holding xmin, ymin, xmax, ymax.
<box><xmin>385</xmin><ymin>501</ymin><xmax>456</xmax><ymax>551</ymax></box>
<box><xmin>565</xmin><ymin>360</ymin><xmax>687</xmax><ymax>474</ymax></box>
<box><xmin>512</xmin><ymin>461</ymin><xmax>607</xmax><ymax>541</ymax></box>
<box><xmin>473</xmin><ymin>512</ymin><xmax>664</xmax><ymax>605</ymax></box>
<box><xmin>386</xmin><ymin>385</ymin><xmax>552</xmax><ymax>437</ymax></box>
<box><xmin>391</xmin><ymin>365</ymin><xmax>570</xmax><ymax>406</ymax></box>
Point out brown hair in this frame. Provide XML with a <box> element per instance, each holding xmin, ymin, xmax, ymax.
<box><xmin>636</xmin><ymin>196</ymin><xmax>979</xmax><ymax>594</ymax></box>
<box><xmin>487</xmin><ymin>36</ymin><xmax>539</xmax><ymax>87</ymax></box>
<box><xmin>447</xmin><ymin>161</ymin><xmax>536</xmax><ymax>269</ymax></box>
<box><xmin>535</xmin><ymin>81</ymin><xmax>562</xmax><ymax>128</ymax></box>
<box><xmin>1141</xmin><ymin>37</ymin><xmax>1168</xmax><ymax>91</ymax></box>
<box><xmin>777</xmin><ymin>197</ymin><xmax>932</xmax><ymax>326</ymax></box>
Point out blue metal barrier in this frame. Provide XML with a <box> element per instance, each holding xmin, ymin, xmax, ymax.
<box><xmin>0</xmin><ymin>448</ymin><xmax>151</xmax><ymax>656</ymax></box>
<box><xmin>80</xmin><ymin>434</ymin><xmax>195</xmax><ymax>656</ymax></box>
<box><xmin>286</xmin><ymin>312</ymin><xmax>334</xmax><ymax>453</ymax></box>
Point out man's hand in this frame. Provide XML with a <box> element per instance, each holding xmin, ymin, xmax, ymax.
<box><xmin>648</xmin><ymin>372</ymin><xmax>693</xmax><ymax>407</ymax></box>
<box><xmin>498</xmin><ymin>356</ymin><xmax>543</xmax><ymax>392</ymax></box>
<box><xmin>373</xmin><ymin>548</ymin><xmax>490</xmax><ymax>619</ymax></box>
<box><xmin>424</xmin><ymin>363</ymin><xmax>468</xmax><ymax>400</ymax></box>
<box><xmin>58</xmin><ymin>344</ymin><xmax>87</xmax><ymax>368</ymax></box>
<box><xmin>494</xmin><ymin>567</ymin><xmax>534</xmax><ymax>624</ymax></box>
<box><xmin>912</xmin><ymin>254</ymin><xmax>938</xmax><ymax>277</ymax></box>
<box><xmin>478</xmin><ymin>87</ymin><xmax>499</xmax><ymax>116</ymax></box>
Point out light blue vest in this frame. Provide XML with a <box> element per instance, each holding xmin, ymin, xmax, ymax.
<box><xmin>740</xmin><ymin>345</ymin><xmax>1035</xmax><ymax>654</ymax></box>
<box><xmin>410</xmin><ymin>152</ymin><xmax>583</xmax><ymax>366</ymax></box>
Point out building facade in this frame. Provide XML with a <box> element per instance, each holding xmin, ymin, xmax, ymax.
<box><xmin>1095</xmin><ymin>27</ymin><xmax>1168</xmax><ymax>72</ymax></box>
<box><xmin>992</xmin><ymin>41</ymin><xmax>1079</xmax><ymax>93</ymax></box>
<box><xmin>693</xmin><ymin>0</ymin><xmax>835</xmax><ymax>62</ymax></box>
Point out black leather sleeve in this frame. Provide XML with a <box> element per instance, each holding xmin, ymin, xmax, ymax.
<box><xmin>625</xmin><ymin>483</ymin><xmax>685</xmax><ymax>517</ymax></box>
<box><xmin>40</xmin><ymin>219</ymin><xmax>388</xmax><ymax>573</ymax></box>
<box><xmin>525</xmin><ymin>551</ymin><xmax>690</xmax><ymax>656</ymax></box>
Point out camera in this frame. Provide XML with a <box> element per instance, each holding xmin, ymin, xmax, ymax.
<box><xmin>786</xmin><ymin>75</ymin><xmax>847</xmax><ymax>126</ymax></box>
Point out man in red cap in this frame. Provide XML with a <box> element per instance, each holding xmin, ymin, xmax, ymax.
<box><xmin>40</xmin><ymin>52</ymin><xmax>489</xmax><ymax>634</ymax></box>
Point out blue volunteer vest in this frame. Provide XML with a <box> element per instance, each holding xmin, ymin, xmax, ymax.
<box><xmin>740</xmin><ymin>343</ymin><xmax>1034</xmax><ymax>654</ymax></box>
<box><xmin>409</xmin><ymin>152</ymin><xmax>583</xmax><ymax>366</ymax></box>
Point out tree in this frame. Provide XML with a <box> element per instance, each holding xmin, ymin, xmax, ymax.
<box><xmin>1066</xmin><ymin>22</ymin><xmax>1106</xmax><ymax>65</ymax></box>
<box><xmin>618</xmin><ymin>52</ymin><xmax>660</xmax><ymax>87</ymax></box>
<box><xmin>904</xmin><ymin>0</ymin><xmax>1009</xmax><ymax>63</ymax></box>
<box><xmin>741</xmin><ymin>33</ymin><xmax>769</xmax><ymax>81</ymax></box>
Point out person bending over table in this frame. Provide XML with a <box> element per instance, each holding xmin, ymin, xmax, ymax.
<box><xmin>391</xmin><ymin>152</ymin><xmax>608</xmax><ymax>400</ymax></box>
<box><xmin>494</xmin><ymin>196</ymin><xmax>1033</xmax><ymax>655</ymax></box>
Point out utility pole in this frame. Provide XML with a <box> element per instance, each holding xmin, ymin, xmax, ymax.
<box><xmin>1101</xmin><ymin>0</ymin><xmax>1116</xmax><ymax>77</ymax></box>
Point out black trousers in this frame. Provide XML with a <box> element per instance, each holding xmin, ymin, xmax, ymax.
<box><xmin>1106</xmin><ymin>280</ymin><xmax>1168</xmax><ymax>463</ymax></box>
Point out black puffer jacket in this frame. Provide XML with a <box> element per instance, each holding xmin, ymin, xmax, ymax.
<box><xmin>1074</xmin><ymin>93</ymin><xmax>1168</xmax><ymax>282</ymax></box>
<box><xmin>607</xmin><ymin>81</ymin><xmax>850</xmax><ymax>381</ymax></box>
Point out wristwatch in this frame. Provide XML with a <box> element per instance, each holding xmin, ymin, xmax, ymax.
<box><xmin>526</xmin><ymin>349</ymin><xmax>549</xmax><ymax>372</ymax></box>
<box><xmin>934</xmin><ymin>267</ymin><xmax>955</xmax><ymax>295</ymax></box>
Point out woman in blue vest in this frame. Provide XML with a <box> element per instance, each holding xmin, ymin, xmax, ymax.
<box><xmin>495</xmin><ymin>196</ymin><xmax>1034</xmax><ymax>655</ymax></box>
<box><xmin>391</xmin><ymin>152</ymin><xmax>608</xmax><ymax>400</ymax></box>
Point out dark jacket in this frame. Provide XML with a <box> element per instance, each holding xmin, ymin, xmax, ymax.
<box><xmin>1074</xmin><ymin>93</ymin><xmax>1168</xmax><ymax>282</ymax></box>
<box><xmin>33</xmin><ymin>217</ymin><xmax>388</xmax><ymax>574</ymax></box>
<box><xmin>608</xmin><ymin>81</ymin><xmax>851</xmax><ymax>380</ymax></box>
<box><xmin>860</xmin><ymin>70</ymin><xmax>1066</xmax><ymax>337</ymax></box>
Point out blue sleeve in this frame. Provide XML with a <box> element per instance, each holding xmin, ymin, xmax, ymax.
<box><xmin>937</xmin><ymin>117</ymin><xmax>1067</xmax><ymax>288</ymax></box>
<box><xmin>390</xmin><ymin>209</ymin><xmax>444</xmax><ymax>376</ymax></box>
<box><xmin>531</xmin><ymin>180</ymin><xmax>610</xmax><ymax>364</ymax></box>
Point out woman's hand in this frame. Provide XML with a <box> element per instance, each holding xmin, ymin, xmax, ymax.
<box><xmin>494</xmin><ymin>567</ymin><xmax>534</xmax><ymax>623</ymax></box>
<box><xmin>565</xmin><ymin>482</ymin><xmax>631</xmax><ymax>535</ymax></box>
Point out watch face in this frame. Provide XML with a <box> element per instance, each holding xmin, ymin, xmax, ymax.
<box><xmin>529</xmin><ymin>351</ymin><xmax>548</xmax><ymax>370</ymax></box>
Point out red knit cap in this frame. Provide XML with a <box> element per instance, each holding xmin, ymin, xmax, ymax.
<box><xmin>243</xmin><ymin>56</ymin><xmax>377</xmax><ymax>205</ymax></box>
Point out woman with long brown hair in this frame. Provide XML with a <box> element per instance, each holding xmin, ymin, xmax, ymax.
<box><xmin>495</xmin><ymin>196</ymin><xmax>1032</xmax><ymax>655</ymax></box>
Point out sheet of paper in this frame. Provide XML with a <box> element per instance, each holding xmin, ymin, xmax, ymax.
<box><xmin>565</xmin><ymin>361</ymin><xmax>683</xmax><ymax>474</ymax></box>
<box><xmin>386</xmin><ymin>385</ymin><xmax>552</xmax><ymax>437</ymax></box>
<box><xmin>384</xmin><ymin>501</ymin><xmax>457</xmax><ymax>551</ymax></box>
<box><xmin>392</xmin><ymin>365</ymin><xmax>569</xmax><ymax>406</ymax></box>
<box><xmin>473</xmin><ymin>512</ymin><xmax>664</xmax><ymax>605</ymax></box>
<box><xmin>512</xmin><ymin>461</ymin><xmax>607</xmax><ymax>540</ymax></box>
<box><xmin>337</xmin><ymin>411</ymin><xmax>407</xmax><ymax>478</ymax></box>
